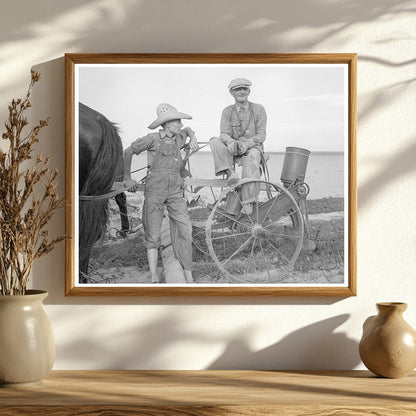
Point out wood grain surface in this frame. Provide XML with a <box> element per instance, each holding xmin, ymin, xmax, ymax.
<box><xmin>1</xmin><ymin>370</ymin><xmax>415</xmax><ymax>415</ymax></box>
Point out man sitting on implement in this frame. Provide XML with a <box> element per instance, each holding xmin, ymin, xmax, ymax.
<box><xmin>124</xmin><ymin>103</ymin><xmax>199</xmax><ymax>284</ymax></box>
<box><xmin>210</xmin><ymin>78</ymin><xmax>267</xmax><ymax>215</ymax></box>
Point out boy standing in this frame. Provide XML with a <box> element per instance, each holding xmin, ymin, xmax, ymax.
<box><xmin>124</xmin><ymin>103</ymin><xmax>198</xmax><ymax>283</ymax></box>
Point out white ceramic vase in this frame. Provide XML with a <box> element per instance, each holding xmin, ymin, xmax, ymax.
<box><xmin>0</xmin><ymin>290</ymin><xmax>55</xmax><ymax>387</ymax></box>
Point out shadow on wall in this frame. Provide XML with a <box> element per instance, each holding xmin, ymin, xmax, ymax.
<box><xmin>54</xmin><ymin>310</ymin><xmax>207</xmax><ymax>369</ymax></box>
<box><xmin>30</xmin><ymin>57</ymin><xmax>67</xmax><ymax>301</ymax></box>
<box><xmin>0</xmin><ymin>0</ymin><xmax>414</xmax><ymax>97</ymax></box>
<box><xmin>358</xmin><ymin>138</ymin><xmax>416</xmax><ymax>210</ymax></box>
<box><xmin>1</xmin><ymin>0</ymin><xmax>413</xmax><ymax>50</ymax></box>
<box><xmin>207</xmin><ymin>314</ymin><xmax>360</xmax><ymax>370</ymax></box>
<box><xmin>53</xmin><ymin>307</ymin><xmax>359</xmax><ymax>370</ymax></box>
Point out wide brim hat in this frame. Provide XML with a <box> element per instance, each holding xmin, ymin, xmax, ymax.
<box><xmin>148</xmin><ymin>103</ymin><xmax>192</xmax><ymax>129</ymax></box>
<box><xmin>228</xmin><ymin>77</ymin><xmax>252</xmax><ymax>91</ymax></box>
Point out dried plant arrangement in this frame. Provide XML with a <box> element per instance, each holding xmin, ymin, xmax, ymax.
<box><xmin>0</xmin><ymin>71</ymin><xmax>65</xmax><ymax>295</ymax></box>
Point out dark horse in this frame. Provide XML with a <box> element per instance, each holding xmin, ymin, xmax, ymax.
<box><xmin>78</xmin><ymin>103</ymin><xmax>126</xmax><ymax>281</ymax></box>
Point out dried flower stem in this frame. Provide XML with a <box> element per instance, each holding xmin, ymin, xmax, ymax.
<box><xmin>0</xmin><ymin>71</ymin><xmax>65</xmax><ymax>295</ymax></box>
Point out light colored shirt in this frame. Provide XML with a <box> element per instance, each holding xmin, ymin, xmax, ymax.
<box><xmin>219</xmin><ymin>102</ymin><xmax>267</xmax><ymax>146</ymax></box>
<box><xmin>130</xmin><ymin>127</ymin><xmax>193</xmax><ymax>167</ymax></box>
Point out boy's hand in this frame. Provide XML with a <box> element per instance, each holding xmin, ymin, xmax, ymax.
<box><xmin>189</xmin><ymin>136</ymin><xmax>199</xmax><ymax>152</ymax></box>
<box><xmin>124</xmin><ymin>178</ymin><xmax>140</xmax><ymax>192</ymax></box>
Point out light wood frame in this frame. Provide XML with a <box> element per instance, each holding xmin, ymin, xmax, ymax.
<box><xmin>65</xmin><ymin>53</ymin><xmax>356</xmax><ymax>297</ymax></box>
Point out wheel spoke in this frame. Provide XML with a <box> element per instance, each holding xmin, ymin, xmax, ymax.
<box><xmin>222</xmin><ymin>236</ymin><xmax>226</xmax><ymax>259</ymax></box>
<box><xmin>244</xmin><ymin>236</ymin><xmax>258</xmax><ymax>276</ymax></box>
<box><xmin>255</xmin><ymin>201</ymin><xmax>259</xmax><ymax>224</ymax></box>
<box><xmin>234</xmin><ymin>191</ymin><xmax>255</xmax><ymax>225</ymax></box>
<box><xmin>211</xmin><ymin>230</ymin><xmax>252</xmax><ymax>241</ymax></box>
<box><xmin>261</xmin><ymin>194</ymin><xmax>279</xmax><ymax>226</ymax></box>
<box><xmin>222</xmin><ymin>235</ymin><xmax>255</xmax><ymax>267</ymax></box>
<box><xmin>258</xmin><ymin>240</ymin><xmax>272</xmax><ymax>282</ymax></box>
<box><xmin>262</xmin><ymin>212</ymin><xmax>296</xmax><ymax>229</ymax></box>
<box><xmin>214</xmin><ymin>209</ymin><xmax>255</xmax><ymax>230</ymax></box>
<box><xmin>263</xmin><ymin>219</ymin><xmax>288</xmax><ymax>230</ymax></box>
<box><xmin>263</xmin><ymin>237</ymin><xmax>292</xmax><ymax>266</ymax></box>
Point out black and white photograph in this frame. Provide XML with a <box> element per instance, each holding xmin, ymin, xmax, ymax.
<box><xmin>65</xmin><ymin>54</ymin><xmax>356</xmax><ymax>296</ymax></box>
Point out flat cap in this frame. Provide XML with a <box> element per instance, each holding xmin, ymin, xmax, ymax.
<box><xmin>228</xmin><ymin>77</ymin><xmax>252</xmax><ymax>90</ymax></box>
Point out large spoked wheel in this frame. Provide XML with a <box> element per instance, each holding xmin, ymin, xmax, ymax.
<box><xmin>205</xmin><ymin>178</ymin><xmax>304</xmax><ymax>283</ymax></box>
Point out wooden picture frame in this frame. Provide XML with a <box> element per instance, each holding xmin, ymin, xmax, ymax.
<box><xmin>65</xmin><ymin>53</ymin><xmax>356</xmax><ymax>296</ymax></box>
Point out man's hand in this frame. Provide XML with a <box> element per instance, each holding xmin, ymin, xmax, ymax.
<box><xmin>227</xmin><ymin>140</ymin><xmax>239</xmax><ymax>155</ymax></box>
<box><xmin>237</xmin><ymin>141</ymin><xmax>248</xmax><ymax>155</ymax></box>
<box><xmin>124</xmin><ymin>178</ymin><xmax>140</xmax><ymax>192</ymax></box>
<box><xmin>189</xmin><ymin>136</ymin><xmax>199</xmax><ymax>152</ymax></box>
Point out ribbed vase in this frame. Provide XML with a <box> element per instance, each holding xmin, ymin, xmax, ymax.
<box><xmin>0</xmin><ymin>290</ymin><xmax>55</xmax><ymax>387</ymax></box>
<box><xmin>359</xmin><ymin>302</ymin><xmax>416</xmax><ymax>378</ymax></box>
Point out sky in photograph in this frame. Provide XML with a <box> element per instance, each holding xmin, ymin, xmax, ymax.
<box><xmin>77</xmin><ymin>64</ymin><xmax>347</xmax><ymax>152</ymax></box>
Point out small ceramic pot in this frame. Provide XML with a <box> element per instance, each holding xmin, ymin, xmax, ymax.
<box><xmin>0</xmin><ymin>290</ymin><xmax>55</xmax><ymax>387</ymax></box>
<box><xmin>359</xmin><ymin>302</ymin><xmax>416</xmax><ymax>378</ymax></box>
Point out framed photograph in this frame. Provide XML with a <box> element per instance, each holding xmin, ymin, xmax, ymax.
<box><xmin>65</xmin><ymin>53</ymin><xmax>356</xmax><ymax>296</ymax></box>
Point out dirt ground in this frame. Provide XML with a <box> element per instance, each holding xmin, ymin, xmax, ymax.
<box><xmin>88</xmin><ymin>196</ymin><xmax>345</xmax><ymax>285</ymax></box>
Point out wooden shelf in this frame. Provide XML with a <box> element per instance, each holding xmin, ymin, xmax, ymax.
<box><xmin>1</xmin><ymin>370</ymin><xmax>415</xmax><ymax>415</ymax></box>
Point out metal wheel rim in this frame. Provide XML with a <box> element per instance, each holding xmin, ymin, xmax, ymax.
<box><xmin>205</xmin><ymin>179</ymin><xmax>304</xmax><ymax>283</ymax></box>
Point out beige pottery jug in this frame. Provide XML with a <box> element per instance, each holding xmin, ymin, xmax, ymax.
<box><xmin>359</xmin><ymin>302</ymin><xmax>416</xmax><ymax>378</ymax></box>
<box><xmin>0</xmin><ymin>290</ymin><xmax>55</xmax><ymax>387</ymax></box>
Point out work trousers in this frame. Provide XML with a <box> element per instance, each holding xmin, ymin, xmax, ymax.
<box><xmin>143</xmin><ymin>171</ymin><xmax>193</xmax><ymax>271</ymax></box>
<box><xmin>209</xmin><ymin>136</ymin><xmax>262</xmax><ymax>204</ymax></box>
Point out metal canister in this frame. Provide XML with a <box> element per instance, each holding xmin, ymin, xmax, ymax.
<box><xmin>280</xmin><ymin>147</ymin><xmax>310</xmax><ymax>188</ymax></box>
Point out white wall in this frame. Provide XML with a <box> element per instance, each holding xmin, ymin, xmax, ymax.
<box><xmin>1</xmin><ymin>0</ymin><xmax>415</xmax><ymax>370</ymax></box>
